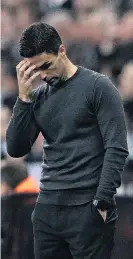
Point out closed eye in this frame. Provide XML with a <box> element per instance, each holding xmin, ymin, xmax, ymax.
<box><xmin>38</xmin><ymin>62</ymin><xmax>52</xmax><ymax>70</ymax></box>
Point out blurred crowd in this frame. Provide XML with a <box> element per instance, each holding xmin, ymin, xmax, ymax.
<box><xmin>1</xmin><ymin>0</ymin><xmax>133</xmax><ymax>196</ymax></box>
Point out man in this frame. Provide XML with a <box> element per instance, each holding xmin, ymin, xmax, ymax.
<box><xmin>6</xmin><ymin>22</ymin><xmax>128</xmax><ymax>259</ymax></box>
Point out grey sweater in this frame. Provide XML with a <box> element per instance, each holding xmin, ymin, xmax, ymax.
<box><xmin>6</xmin><ymin>67</ymin><xmax>129</xmax><ymax>205</ymax></box>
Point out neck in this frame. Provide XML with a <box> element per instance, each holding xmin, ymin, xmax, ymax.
<box><xmin>62</xmin><ymin>57</ymin><xmax>78</xmax><ymax>81</ymax></box>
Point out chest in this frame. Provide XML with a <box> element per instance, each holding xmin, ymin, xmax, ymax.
<box><xmin>34</xmin><ymin>85</ymin><xmax>94</xmax><ymax>137</ymax></box>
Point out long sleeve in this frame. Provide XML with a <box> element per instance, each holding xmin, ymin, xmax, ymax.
<box><xmin>6</xmin><ymin>98</ymin><xmax>40</xmax><ymax>158</ymax></box>
<box><xmin>93</xmin><ymin>76</ymin><xmax>129</xmax><ymax>202</ymax></box>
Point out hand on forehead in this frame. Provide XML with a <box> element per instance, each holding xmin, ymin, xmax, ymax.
<box><xmin>24</xmin><ymin>52</ymin><xmax>56</xmax><ymax>67</ymax></box>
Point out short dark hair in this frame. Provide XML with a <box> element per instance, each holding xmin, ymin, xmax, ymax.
<box><xmin>1</xmin><ymin>163</ymin><xmax>28</xmax><ymax>190</ymax></box>
<box><xmin>19</xmin><ymin>22</ymin><xmax>62</xmax><ymax>57</ymax></box>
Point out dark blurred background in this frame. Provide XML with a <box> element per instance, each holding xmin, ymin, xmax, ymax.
<box><xmin>1</xmin><ymin>0</ymin><xmax>133</xmax><ymax>258</ymax></box>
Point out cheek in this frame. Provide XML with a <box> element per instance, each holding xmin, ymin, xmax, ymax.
<box><xmin>53</xmin><ymin>59</ymin><xmax>63</xmax><ymax>74</ymax></box>
<box><xmin>48</xmin><ymin>66</ymin><xmax>60</xmax><ymax>76</ymax></box>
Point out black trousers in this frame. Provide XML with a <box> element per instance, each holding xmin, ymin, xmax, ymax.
<box><xmin>31</xmin><ymin>201</ymin><xmax>117</xmax><ymax>259</ymax></box>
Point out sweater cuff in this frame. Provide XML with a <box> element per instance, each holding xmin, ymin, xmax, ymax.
<box><xmin>94</xmin><ymin>189</ymin><xmax>116</xmax><ymax>205</ymax></box>
<box><xmin>13</xmin><ymin>97</ymin><xmax>32</xmax><ymax>110</ymax></box>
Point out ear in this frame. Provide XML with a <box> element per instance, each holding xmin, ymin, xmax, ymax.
<box><xmin>58</xmin><ymin>44</ymin><xmax>66</xmax><ymax>56</ymax></box>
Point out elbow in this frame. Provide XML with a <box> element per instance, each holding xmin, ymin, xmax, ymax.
<box><xmin>7</xmin><ymin>147</ymin><xmax>30</xmax><ymax>158</ymax></box>
<box><xmin>7</xmin><ymin>150</ymin><xmax>24</xmax><ymax>158</ymax></box>
<box><xmin>6</xmin><ymin>132</ymin><xmax>32</xmax><ymax>158</ymax></box>
<box><xmin>6</xmin><ymin>140</ymin><xmax>31</xmax><ymax>158</ymax></box>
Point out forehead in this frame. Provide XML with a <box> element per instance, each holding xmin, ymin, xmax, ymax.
<box><xmin>25</xmin><ymin>52</ymin><xmax>56</xmax><ymax>66</ymax></box>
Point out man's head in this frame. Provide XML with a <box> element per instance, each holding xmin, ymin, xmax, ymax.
<box><xmin>19</xmin><ymin>22</ymin><xmax>68</xmax><ymax>85</ymax></box>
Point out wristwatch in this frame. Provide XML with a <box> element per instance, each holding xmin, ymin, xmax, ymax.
<box><xmin>93</xmin><ymin>199</ymin><xmax>113</xmax><ymax>211</ymax></box>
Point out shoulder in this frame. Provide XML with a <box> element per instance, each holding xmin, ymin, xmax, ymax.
<box><xmin>80</xmin><ymin>67</ymin><xmax>118</xmax><ymax>94</ymax></box>
<box><xmin>93</xmin><ymin>74</ymin><xmax>119</xmax><ymax>96</ymax></box>
<box><xmin>79</xmin><ymin>66</ymin><xmax>103</xmax><ymax>84</ymax></box>
<box><xmin>81</xmin><ymin>67</ymin><xmax>120</xmax><ymax>106</ymax></box>
<box><xmin>79</xmin><ymin>67</ymin><xmax>106</xmax><ymax>102</ymax></box>
<box><xmin>92</xmin><ymin>75</ymin><xmax>122</xmax><ymax>111</ymax></box>
<box><xmin>79</xmin><ymin>66</ymin><xmax>110</xmax><ymax>94</ymax></box>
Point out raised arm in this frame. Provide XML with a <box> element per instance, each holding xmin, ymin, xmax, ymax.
<box><xmin>6</xmin><ymin>60</ymin><xmax>41</xmax><ymax>157</ymax></box>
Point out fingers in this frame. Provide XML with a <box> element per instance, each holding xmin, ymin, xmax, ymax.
<box><xmin>16</xmin><ymin>60</ymin><xmax>26</xmax><ymax>71</ymax></box>
<box><xmin>16</xmin><ymin>60</ymin><xmax>40</xmax><ymax>85</ymax></box>
<box><xmin>26</xmin><ymin>71</ymin><xmax>40</xmax><ymax>84</ymax></box>
<box><xmin>23</xmin><ymin>65</ymin><xmax>36</xmax><ymax>80</ymax></box>
<box><xmin>18</xmin><ymin>62</ymin><xmax>31</xmax><ymax>77</ymax></box>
